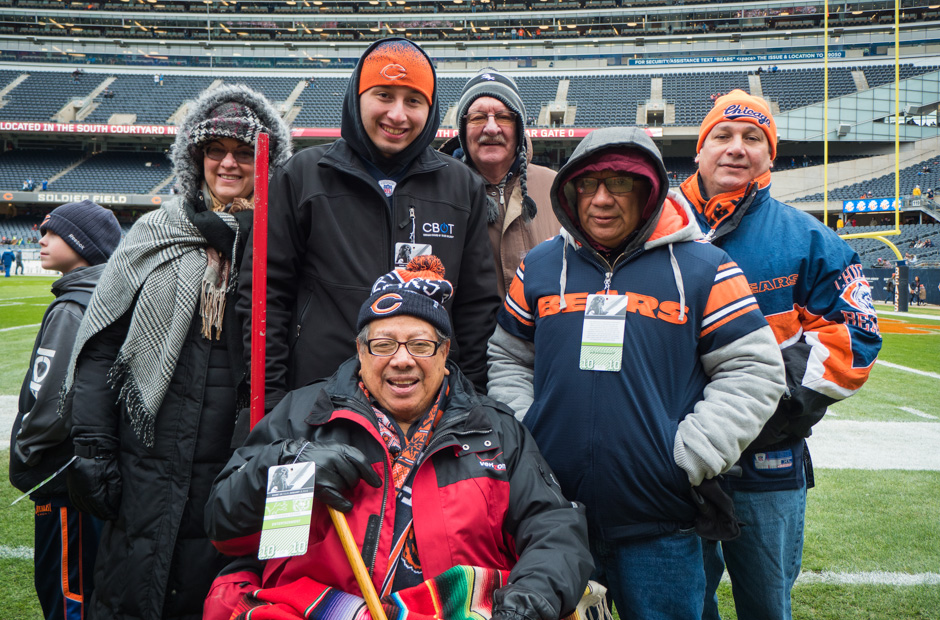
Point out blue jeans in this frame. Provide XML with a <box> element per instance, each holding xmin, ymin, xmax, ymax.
<box><xmin>702</xmin><ymin>484</ymin><xmax>807</xmax><ymax>620</ymax></box>
<box><xmin>591</xmin><ymin>530</ymin><xmax>705</xmax><ymax>620</ymax></box>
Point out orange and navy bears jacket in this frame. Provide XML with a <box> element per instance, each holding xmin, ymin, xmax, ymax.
<box><xmin>678</xmin><ymin>177</ymin><xmax>882</xmax><ymax>492</ymax></box>
<box><xmin>497</xmin><ymin>206</ymin><xmax>769</xmax><ymax>540</ymax></box>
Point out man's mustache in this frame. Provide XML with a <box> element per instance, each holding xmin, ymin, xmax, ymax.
<box><xmin>477</xmin><ymin>135</ymin><xmax>507</xmax><ymax>146</ymax></box>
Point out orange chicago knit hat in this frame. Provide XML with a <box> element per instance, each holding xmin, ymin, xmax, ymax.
<box><xmin>358</xmin><ymin>39</ymin><xmax>435</xmax><ymax>105</ymax></box>
<box><xmin>697</xmin><ymin>89</ymin><xmax>777</xmax><ymax>160</ymax></box>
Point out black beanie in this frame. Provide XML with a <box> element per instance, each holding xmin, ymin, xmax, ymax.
<box><xmin>40</xmin><ymin>200</ymin><xmax>121</xmax><ymax>266</ymax></box>
<box><xmin>357</xmin><ymin>255</ymin><xmax>453</xmax><ymax>338</ymax></box>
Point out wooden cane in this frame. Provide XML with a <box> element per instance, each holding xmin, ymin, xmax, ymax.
<box><xmin>248</xmin><ymin>133</ymin><xmax>387</xmax><ymax>620</ymax></box>
<box><xmin>329</xmin><ymin>507</ymin><xmax>389</xmax><ymax>620</ymax></box>
<box><xmin>250</xmin><ymin>132</ymin><xmax>269</xmax><ymax>429</ymax></box>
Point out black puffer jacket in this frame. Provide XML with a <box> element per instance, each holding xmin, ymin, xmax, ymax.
<box><xmin>63</xmin><ymin>85</ymin><xmax>292</xmax><ymax>620</ymax></box>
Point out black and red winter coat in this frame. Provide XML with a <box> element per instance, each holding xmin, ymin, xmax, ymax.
<box><xmin>204</xmin><ymin>356</ymin><xmax>592</xmax><ymax>620</ymax></box>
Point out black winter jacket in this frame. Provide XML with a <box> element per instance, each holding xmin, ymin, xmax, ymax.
<box><xmin>238</xmin><ymin>140</ymin><xmax>500</xmax><ymax>408</ymax></box>
<box><xmin>10</xmin><ymin>264</ymin><xmax>103</xmax><ymax>498</ymax></box>
<box><xmin>66</xmin><ymin>289</ymin><xmax>243</xmax><ymax>620</ymax></box>
<box><xmin>237</xmin><ymin>38</ymin><xmax>499</xmax><ymax>409</ymax></box>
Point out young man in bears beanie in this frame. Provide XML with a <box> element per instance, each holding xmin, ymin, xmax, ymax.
<box><xmin>10</xmin><ymin>200</ymin><xmax>121</xmax><ymax>620</ymax></box>
<box><xmin>238</xmin><ymin>38</ymin><xmax>499</xmax><ymax>410</ymax></box>
<box><xmin>440</xmin><ymin>68</ymin><xmax>559</xmax><ymax>299</ymax></box>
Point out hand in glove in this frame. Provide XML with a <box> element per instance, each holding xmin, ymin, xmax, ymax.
<box><xmin>279</xmin><ymin>440</ymin><xmax>381</xmax><ymax>513</ymax></box>
<box><xmin>68</xmin><ymin>434</ymin><xmax>122</xmax><ymax>521</ymax></box>
<box><xmin>689</xmin><ymin>477</ymin><xmax>744</xmax><ymax>542</ymax></box>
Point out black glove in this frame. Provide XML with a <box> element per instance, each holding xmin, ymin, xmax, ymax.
<box><xmin>68</xmin><ymin>434</ymin><xmax>122</xmax><ymax>521</ymax></box>
<box><xmin>689</xmin><ymin>477</ymin><xmax>743</xmax><ymax>542</ymax></box>
<box><xmin>279</xmin><ymin>440</ymin><xmax>381</xmax><ymax>513</ymax></box>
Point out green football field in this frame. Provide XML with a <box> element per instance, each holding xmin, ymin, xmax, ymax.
<box><xmin>1</xmin><ymin>277</ymin><xmax>938</xmax><ymax>619</ymax></box>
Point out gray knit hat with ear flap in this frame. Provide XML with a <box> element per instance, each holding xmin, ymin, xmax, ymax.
<box><xmin>456</xmin><ymin>68</ymin><xmax>537</xmax><ymax>223</ymax></box>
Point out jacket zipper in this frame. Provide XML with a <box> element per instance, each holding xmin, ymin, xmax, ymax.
<box><xmin>329</xmin><ymin>395</ymin><xmax>392</xmax><ymax>577</ymax></box>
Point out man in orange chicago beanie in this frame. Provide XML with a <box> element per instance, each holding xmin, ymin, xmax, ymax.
<box><xmin>238</xmin><ymin>37</ymin><xmax>499</xmax><ymax>416</ymax></box>
<box><xmin>677</xmin><ymin>90</ymin><xmax>882</xmax><ymax>620</ymax></box>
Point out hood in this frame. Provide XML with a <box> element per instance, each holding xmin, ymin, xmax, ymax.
<box><xmin>52</xmin><ymin>263</ymin><xmax>106</xmax><ymax>297</ymax></box>
<box><xmin>170</xmin><ymin>84</ymin><xmax>293</xmax><ymax>208</ymax></box>
<box><xmin>341</xmin><ymin>37</ymin><xmax>441</xmax><ymax>176</ymax></box>
<box><xmin>551</xmin><ymin>127</ymin><xmax>669</xmax><ymax>253</ymax></box>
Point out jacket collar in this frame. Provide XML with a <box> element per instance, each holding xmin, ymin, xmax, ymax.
<box><xmin>321</xmin><ymin>139</ymin><xmax>448</xmax><ymax>181</ymax></box>
<box><xmin>679</xmin><ymin>170</ymin><xmax>771</xmax><ymax>234</ymax></box>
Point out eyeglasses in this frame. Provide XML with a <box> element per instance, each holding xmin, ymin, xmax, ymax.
<box><xmin>366</xmin><ymin>338</ymin><xmax>443</xmax><ymax>358</ymax></box>
<box><xmin>464</xmin><ymin>112</ymin><xmax>517</xmax><ymax>127</ymax></box>
<box><xmin>204</xmin><ymin>144</ymin><xmax>255</xmax><ymax>165</ymax></box>
<box><xmin>575</xmin><ymin>176</ymin><xmax>637</xmax><ymax>196</ymax></box>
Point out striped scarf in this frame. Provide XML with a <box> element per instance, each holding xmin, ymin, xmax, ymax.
<box><xmin>359</xmin><ymin>378</ymin><xmax>449</xmax><ymax>594</ymax></box>
<box><xmin>679</xmin><ymin>170</ymin><xmax>771</xmax><ymax>232</ymax></box>
<box><xmin>59</xmin><ymin>198</ymin><xmax>240</xmax><ymax>447</ymax></box>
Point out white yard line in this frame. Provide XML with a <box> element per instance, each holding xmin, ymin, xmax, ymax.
<box><xmin>0</xmin><ymin>545</ymin><xmax>33</xmax><ymax>560</ymax></box>
<box><xmin>808</xmin><ymin>420</ymin><xmax>940</xmax><ymax>470</ymax></box>
<box><xmin>796</xmin><ymin>571</ymin><xmax>940</xmax><ymax>586</ymax></box>
<box><xmin>897</xmin><ymin>406</ymin><xmax>938</xmax><ymax>420</ymax></box>
<box><xmin>876</xmin><ymin>360</ymin><xmax>940</xmax><ymax>380</ymax></box>
<box><xmin>0</xmin><ymin>323</ymin><xmax>40</xmax><ymax>333</ymax></box>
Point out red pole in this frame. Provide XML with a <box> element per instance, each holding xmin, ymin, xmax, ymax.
<box><xmin>250</xmin><ymin>132</ymin><xmax>269</xmax><ymax>430</ymax></box>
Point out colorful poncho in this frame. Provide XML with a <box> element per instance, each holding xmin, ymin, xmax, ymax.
<box><xmin>229</xmin><ymin>566</ymin><xmax>610</xmax><ymax>620</ymax></box>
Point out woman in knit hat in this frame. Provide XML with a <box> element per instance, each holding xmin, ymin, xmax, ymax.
<box><xmin>60</xmin><ymin>84</ymin><xmax>291</xmax><ymax>620</ymax></box>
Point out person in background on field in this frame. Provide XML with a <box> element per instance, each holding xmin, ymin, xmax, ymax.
<box><xmin>60</xmin><ymin>84</ymin><xmax>292</xmax><ymax>620</ymax></box>
<box><xmin>14</xmin><ymin>248</ymin><xmax>24</xmax><ymax>274</ymax></box>
<box><xmin>440</xmin><ymin>68</ymin><xmax>560</xmax><ymax>299</ymax></box>
<box><xmin>9</xmin><ymin>200</ymin><xmax>121</xmax><ymax>620</ymax></box>
<box><xmin>676</xmin><ymin>89</ymin><xmax>882</xmax><ymax>620</ymax></box>
<box><xmin>1</xmin><ymin>246</ymin><xmax>14</xmax><ymax>276</ymax></box>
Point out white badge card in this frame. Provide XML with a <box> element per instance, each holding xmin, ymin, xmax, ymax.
<box><xmin>579</xmin><ymin>294</ymin><xmax>628</xmax><ymax>372</ymax></box>
<box><xmin>394</xmin><ymin>243</ymin><xmax>433</xmax><ymax>267</ymax></box>
<box><xmin>258</xmin><ymin>462</ymin><xmax>317</xmax><ymax>560</ymax></box>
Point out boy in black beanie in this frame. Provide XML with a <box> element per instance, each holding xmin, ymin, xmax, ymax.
<box><xmin>9</xmin><ymin>199</ymin><xmax>121</xmax><ymax>620</ymax></box>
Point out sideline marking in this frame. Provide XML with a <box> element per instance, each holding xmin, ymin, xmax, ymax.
<box><xmin>876</xmin><ymin>360</ymin><xmax>940</xmax><ymax>380</ymax></box>
<box><xmin>720</xmin><ymin>570</ymin><xmax>940</xmax><ymax>586</ymax></box>
<box><xmin>0</xmin><ymin>545</ymin><xmax>33</xmax><ymax>560</ymax></box>
<box><xmin>897</xmin><ymin>406</ymin><xmax>938</xmax><ymax>420</ymax></box>
<box><xmin>797</xmin><ymin>571</ymin><xmax>940</xmax><ymax>586</ymax></box>
<box><xmin>0</xmin><ymin>324</ymin><xmax>40</xmax><ymax>333</ymax></box>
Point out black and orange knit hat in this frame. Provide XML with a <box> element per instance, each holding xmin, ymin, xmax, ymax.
<box><xmin>357</xmin><ymin>255</ymin><xmax>453</xmax><ymax>337</ymax></box>
<box><xmin>358</xmin><ymin>39</ymin><xmax>435</xmax><ymax>104</ymax></box>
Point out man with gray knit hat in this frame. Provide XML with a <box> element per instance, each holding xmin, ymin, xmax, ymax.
<box><xmin>442</xmin><ymin>68</ymin><xmax>559</xmax><ymax>298</ymax></box>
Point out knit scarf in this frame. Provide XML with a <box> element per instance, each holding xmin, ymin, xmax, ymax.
<box><xmin>359</xmin><ymin>378</ymin><xmax>449</xmax><ymax>595</ymax></box>
<box><xmin>60</xmin><ymin>198</ymin><xmax>241</xmax><ymax>447</ymax></box>
<box><xmin>679</xmin><ymin>170</ymin><xmax>771</xmax><ymax>232</ymax></box>
<box><xmin>202</xmin><ymin>189</ymin><xmax>253</xmax><ymax>339</ymax></box>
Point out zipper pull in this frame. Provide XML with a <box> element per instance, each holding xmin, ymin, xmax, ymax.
<box><xmin>497</xmin><ymin>184</ymin><xmax>505</xmax><ymax>206</ymax></box>
<box><xmin>704</xmin><ymin>228</ymin><xmax>716</xmax><ymax>242</ymax></box>
<box><xmin>603</xmin><ymin>271</ymin><xmax>612</xmax><ymax>293</ymax></box>
<box><xmin>409</xmin><ymin>207</ymin><xmax>416</xmax><ymax>245</ymax></box>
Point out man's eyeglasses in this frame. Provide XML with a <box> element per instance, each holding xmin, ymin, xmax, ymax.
<box><xmin>365</xmin><ymin>338</ymin><xmax>443</xmax><ymax>357</ymax></box>
<box><xmin>575</xmin><ymin>176</ymin><xmax>637</xmax><ymax>196</ymax></box>
<box><xmin>204</xmin><ymin>144</ymin><xmax>255</xmax><ymax>165</ymax></box>
<box><xmin>464</xmin><ymin>112</ymin><xmax>517</xmax><ymax>127</ymax></box>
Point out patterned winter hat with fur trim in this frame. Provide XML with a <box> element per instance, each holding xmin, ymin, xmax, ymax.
<box><xmin>189</xmin><ymin>101</ymin><xmax>267</xmax><ymax>148</ymax></box>
<box><xmin>455</xmin><ymin>68</ymin><xmax>536</xmax><ymax>223</ymax></box>
<box><xmin>357</xmin><ymin>255</ymin><xmax>453</xmax><ymax>338</ymax></box>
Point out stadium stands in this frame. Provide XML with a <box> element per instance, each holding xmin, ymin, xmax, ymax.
<box><xmin>50</xmin><ymin>151</ymin><xmax>172</xmax><ymax>194</ymax></box>
<box><xmin>0</xmin><ymin>149</ymin><xmax>85</xmax><ymax>191</ymax></box>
